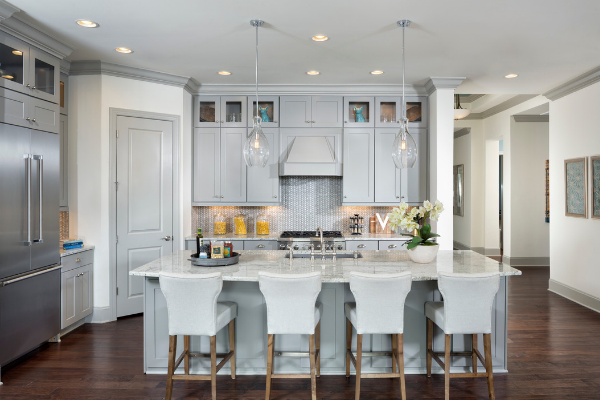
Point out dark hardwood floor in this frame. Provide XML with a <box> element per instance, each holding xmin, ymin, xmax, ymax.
<box><xmin>2</xmin><ymin>266</ymin><xmax>600</xmax><ymax>399</ymax></box>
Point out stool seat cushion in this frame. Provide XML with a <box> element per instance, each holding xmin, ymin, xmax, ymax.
<box><xmin>424</xmin><ymin>301</ymin><xmax>445</xmax><ymax>330</ymax></box>
<box><xmin>216</xmin><ymin>302</ymin><xmax>238</xmax><ymax>333</ymax></box>
<box><xmin>314</xmin><ymin>301</ymin><xmax>323</xmax><ymax>327</ymax></box>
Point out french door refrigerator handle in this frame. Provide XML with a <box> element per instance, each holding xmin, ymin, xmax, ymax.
<box><xmin>0</xmin><ymin>265</ymin><xmax>61</xmax><ymax>286</ymax></box>
<box><xmin>33</xmin><ymin>155</ymin><xmax>43</xmax><ymax>244</ymax></box>
<box><xmin>24</xmin><ymin>154</ymin><xmax>31</xmax><ymax>246</ymax></box>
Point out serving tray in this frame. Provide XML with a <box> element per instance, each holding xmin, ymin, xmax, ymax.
<box><xmin>189</xmin><ymin>252</ymin><xmax>241</xmax><ymax>267</ymax></box>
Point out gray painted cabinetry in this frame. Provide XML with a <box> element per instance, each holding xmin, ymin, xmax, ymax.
<box><xmin>60</xmin><ymin>249</ymin><xmax>94</xmax><ymax>329</ymax></box>
<box><xmin>280</xmin><ymin>96</ymin><xmax>343</xmax><ymax>127</ymax></box>
<box><xmin>343</xmin><ymin>128</ymin><xmax>375</xmax><ymax>202</ymax></box>
<box><xmin>59</xmin><ymin>115</ymin><xmax>68</xmax><ymax>209</ymax></box>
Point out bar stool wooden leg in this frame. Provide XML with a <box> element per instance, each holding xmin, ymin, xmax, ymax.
<box><xmin>398</xmin><ymin>334</ymin><xmax>406</xmax><ymax>400</ymax></box>
<box><xmin>309</xmin><ymin>334</ymin><xmax>317</xmax><ymax>400</ymax></box>
<box><xmin>316</xmin><ymin>321</ymin><xmax>321</xmax><ymax>377</ymax></box>
<box><xmin>229</xmin><ymin>320</ymin><xmax>236</xmax><ymax>379</ymax></box>
<box><xmin>355</xmin><ymin>334</ymin><xmax>362</xmax><ymax>400</ymax></box>
<box><xmin>484</xmin><ymin>333</ymin><xmax>495</xmax><ymax>400</ymax></box>
<box><xmin>265</xmin><ymin>334</ymin><xmax>274</xmax><ymax>400</ymax></box>
<box><xmin>210</xmin><ymin>335</ymin><xmax>217</xmax><ymax>400</ymax></box>
<box><xmin>392</xmin><ymin>334</ymin><xmax>397</xmax><ymax>373</ymax></box>
<box><xmin>184</xmin><ymin>335</ymin><xmax>190</xmax><ymax>375</ymax></box>
<box><xmin>444</xmin><ymin>334</ymin><xmax>451</xmax><ymax>400</ymax></box>
<box><xmin>346</xmin><ymin>318</ymin><xmax>352</xmax><ymax>377</ymax></box>
<box><xmin>166</xmin><ymin>335</ymin><xmax>177</xmax><ymax>400</ymax></box>
<box><xmin>426</xmin><ymin>318</ymin><xmax>433</xmax><ymax>377</ymax></box>
<box><xmin>472</xmin><ymin>333</ymin><xmax>478</xmax><ymax>374</ymax></box>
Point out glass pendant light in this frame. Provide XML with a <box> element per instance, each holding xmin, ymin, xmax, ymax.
<box><xmin>244</xmin><ymin>19</ymin><xmax>269</xmax><ymax>168</ymax></box>
<box><xmin>391</xmin><ymin>20</ymin><xmax>418</xmax><ymax>169</ymax></box>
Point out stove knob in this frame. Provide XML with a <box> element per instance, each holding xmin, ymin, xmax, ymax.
<box><xmin>337</xmin><ymin>245</ymin><xmax>343</xmax><ymax>250</ymax></box>
<box><xmin>279</xmin><ymin>244</ymin><xmax>286</xmax><ymax>250</ymax></box>
<box><xmin>316</xmin><ymin>244</ymin><xmax>321</xmax><ymax>250</ymax></box>
<box><xmin>293</xmin><ymin>245</ymin><xmax>299</xmax><ymax>250</ymax></box>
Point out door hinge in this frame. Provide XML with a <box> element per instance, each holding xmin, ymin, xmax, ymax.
<box><xmin>115</xmin><ymin>181</ymin><xmax>119</xmax><ymax>191</ymax></box>
<box><xmin>116</xmin><ymin>234</ymin><xmax>119</xmax><ymax>244</ymax></box>
<box><xmin>116</xmin><ymin>130</ymin><xmax>119</xmax><ymax>138</ymax></box>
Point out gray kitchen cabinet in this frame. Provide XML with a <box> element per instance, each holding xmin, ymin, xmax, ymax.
<box><xmin>246</xmin><ymin>128</ymin><xmax>279</xmax><ymax>203</ymax></box>
<box><xmin>61</xmin><ymin>251</ymin><xmax>94</xmax><ymax>329</ymax></box>
<box><xmin>342</xmin><ymin>128</ymin><xmax>374</xmax><ymax>203</ymax></box>
<box><xmin>193</xmin><ymin>128</ymin><xmax>220</xmax><ymax>202</ymax></box>
<box><xmin>220</xmin><ymin>128</ymin><xmax>247</xmax><ymax>202</ymax></box>
<box><xmin>243</xmin><ymin>240</ymin><xmax>278</xmax><ymax>250</ymax></box>
<box><xmin>375</xmin><ymin>96</ymin><xmax>401</xmax><ymax>127</ymax></box>
<box><xmin>221</xmin><ymin>96</ymin><xmax>247</xmax><ymax>128</ymax></box>
<box><xmin>0</xmin><ymin>31</ymin><xmax>60</xmax><ymax>104</ymax></box>
<box><xmin>60</xmin><ymin>73</ymin><xmax>68</xmax><ymax>115</ymax></box>
<box><xmin>346</xmin><ymin>241</ymin><xmax>378</xmax><ymax>251</ymax></box>
<box><xmin>280</xmin><ymin>96</ymin><xmax>343</xmax><ymax>128</ymax></box>
<box><xmin>344</xmin><ymin>96</ymin><xmax>374</xmax><ymax>128</ymax></box>
<box><xmin>378</xmin><ymin>240</ymin><xmax>407</xmax><ymax>251</ymax></box>
<box><xmin>0</xmin><ymin>86</ymin><xmax>59</xmax><ymax>133</ymax></box>
<box><xmin>193</xmin><ymin>96</ymin><xmax>247</xmax><ymax>128</ymax></box>
<box><xmin>247</xmin><ymin>95</ymin><xmax>279</xmax><ymax>128</ymax></box>
<box><xmin>59</xmin><ymin>115</ymin><xmax>68</xmax><ymax>210</ymax></box>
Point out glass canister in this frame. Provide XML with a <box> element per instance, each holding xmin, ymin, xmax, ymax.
<box><xmin>213</xmin><ymin>213</ymin><xmax>226</xmax><ymax>235</ymax></box>
<box><xmin>256</xmin><ymin>214</ymin><xmax>270</xmax><ymax>235</ymax></box>
<box><xmin>234</xmin><ymin>213</ymin><xmax>247</xmax><ymax>235</ymax></box>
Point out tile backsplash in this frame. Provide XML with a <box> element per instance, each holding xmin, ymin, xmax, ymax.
<box><xmin>192</xmin><ymin>176</ymin><xmax>397</xmax><ymax>234</ymax></box>
<box><xmin>59</xmin><ymin>211</ymin><xmax>69</xmax><ymax>241</ymax></box>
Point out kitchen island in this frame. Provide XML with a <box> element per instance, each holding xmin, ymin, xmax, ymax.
<box><xmin>131</xmin><ymin>250</ymin><xmax>520</xmax><ymax>376</ymax></box>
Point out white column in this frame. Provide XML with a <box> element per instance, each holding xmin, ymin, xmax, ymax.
<box><xmin>426</xmin><ymin>77</ymin><xmax>465</xmax><ymax>250</ymax></box>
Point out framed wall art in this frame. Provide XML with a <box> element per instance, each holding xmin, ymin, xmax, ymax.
<box><xmin>591</xmin><ymin>155</ymin><xmax>600</xmax><ymax>220</ymax></box>
<box><xmin>564</xmin><ymin>157</ymin><xmax>587</xmax><ymax>218</ymax></box>
<box><xmin>453</xmin><ymin>164</ymin><xmax>464</xmax><ymax>216</ymax></box>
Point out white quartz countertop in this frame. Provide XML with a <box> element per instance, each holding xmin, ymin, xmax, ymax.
<box><xmin>130</xmin><ymin>250</ymin><xmax>521</xmax><ymax>282</ymax></box>
<box><xmin>185</xmin><ymin>233</ymin><xmax>411</xmax><ymax>241</ymax></box>
<box><xmin>60</xmin><ymin>245</ymin><xmax>95</xmax><ymax>257</ymax></box>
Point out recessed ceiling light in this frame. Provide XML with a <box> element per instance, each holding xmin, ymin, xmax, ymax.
<box><xmin>312</xmin><ymin>35</ymin><xmax>329</xmax><ymax>42</ymax></box>
<box><xmin>76</xmin><ymin>20</ymin><xmax>99</xmax><ymax>28</ymax></box>
<box><xmin>218</xmin><ymin>71</ymin><xmax>232</xmax><ymax>75</ymax></box>
<box><xmin>306</xmin><ymin>71</ymin><xmax>320</xmax><ymax>75</ymax></box>
<box><xmin>115</xmin><ymin>47</ymin><xmax>133</xmax><ymax>54</ymax></box>
<box><xmin>505</xmin><ymin>73</ymin><xmax>518</xmax><ymax>78</ymax></box>
<box><xmin>371</xmin><ymin>70</ymin><xmax>384</xmax><ymax>75</ymax></box>
<box><xmin>11</xmin><ymin>50</ymin><xmax>22</xmax><ymax>56</ymax></box>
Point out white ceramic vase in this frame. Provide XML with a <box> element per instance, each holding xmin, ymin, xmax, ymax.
<box><xmin>407</xmin><ymin>244</ymin><xmax>439</xmax><ymax>264</ymax></box>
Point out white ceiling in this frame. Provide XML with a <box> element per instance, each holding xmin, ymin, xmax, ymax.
<box><xmin>8</xmin><ymin>0</ymin><xmax>600</xmax><ymax>94</ymax></box>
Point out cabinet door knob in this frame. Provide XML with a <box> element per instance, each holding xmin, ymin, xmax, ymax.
<box><xmin>396</xmin><ymin>196</ymin><xmax>400</xmax><ymax>199</ymax></box>
<box><xmin>305</xmin><ymin>120</ymin><xmax>310</xmax><ymax>123</ymax></box>
<box><xmin>357</xmin><ymin>244</ymin><xmax>366</xmax><ymax>248</ymax></box>
<box><xmin>26</xmin><ymin>84</ymin><xmax>31</xmax><ymax>88</ymax></box>
<box><xmin>273</xmin><ymin>195</ymin><xmax>277</xmax><ymax>198</ymax></box>
<box><xmin>311</xmin><ymin>120</ymin><xmax>316</xmax><ymax>123</ymax></box>
<box><xmin>388</xmin><ymin>244</ymin><xmax>397</xmax><ymax>249</ymax></box>
<box><xmin>257</xmin><ymin>244</ymin><xmax>265</xmax><ymax>248</ymax></box>
<box><xmin>32</xmin><ymin>86</ymin><xmax>36</xmax><ymax>90</ymax></box>
<box><xmin>273</xmin><ymin>120</ymin><xmax>278</xmax><ymax>123</ymax></box>
<box><xmin>402</xmin><ymin>196</ymin><xmax>405</xmax><ymax>199</ymax></box>
<box><xmin>25</xmin><ymin>117</ymin><xmax>31</xmax><ymax>121</ymax></box>
<box><xmin>31</xmin><ymin>118</ymin><xmax>36</xmax><ymax>123</ymax></box>
<box><xmin>76</xmin><ymin>258</ymin><xmax>81</xmax><ymax>262</ymax></box>
<box><xmin>345</xmin><ymin>121</ymin><xmax>348</xmax><ymax>123</ymax></box>
<box><xmin>221</xmin><ymin>195</ymin><xmax>224</xmax><ymax>198</ymax></box>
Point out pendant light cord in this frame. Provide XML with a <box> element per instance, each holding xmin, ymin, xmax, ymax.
<box><xmin>402</xmin><ymin>24</ymin><xmax>406</xmax><ymax>121</ymax></box>
<box><xmin>255</xmin><ymin>24</ymin><xmax>259</xmax><ymax>121</ymax></box>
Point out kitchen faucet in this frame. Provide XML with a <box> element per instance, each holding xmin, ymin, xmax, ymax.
<box><xmin>316</xmin><ymin>227</ymin><xmax>324</xmax><ymax>255</ymax></box>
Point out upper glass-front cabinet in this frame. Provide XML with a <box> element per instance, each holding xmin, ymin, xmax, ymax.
<box><xmin>194</xmin><ymin>96</ymin><xmax>247</xmax><ymax>128</ymax></box>
<box><xmin>375</xmin><ymin>96</ymin><xmax>427</xmax><ymax>128</ymax></box>
<box><xmin>0</xmin><ymin>32</ymin><xmax>60</xmax><ymax>104</ymax></box>
<box><xmin>344</xmin><ymin>96</ymin><xmax>374</xmax><ymax>128</ymax></box>
<box><xmin>247</xmin><ymin>95</ymin><xmax>279</xmax><ymax>127</ymax></box>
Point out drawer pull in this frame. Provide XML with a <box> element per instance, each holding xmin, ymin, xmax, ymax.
<box><xmin>388</xmin><ymin>244</ymin><xmax>397</xmax><ymax>249</ymax></box>
<box><xmin>357</xmin><ymin>244</ymin><xmax>366</xmax><ymax>248</ymax></box>
<box><xmin>257</xmin><ymin>244</ymin><xmax>265</xmax><ymax>248</ymax></box>
<box><xmin>76</xmin><ymin>258</ymin><xmax>81</xmax><ymax>262</ymax></box>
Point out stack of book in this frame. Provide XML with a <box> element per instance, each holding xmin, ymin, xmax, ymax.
<box><xmin>63</xmin><ymin>239</ymin><xmax>84</xmax><ymax>250</ymax></box>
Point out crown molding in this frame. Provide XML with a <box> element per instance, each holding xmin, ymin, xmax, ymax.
<box><xmin>194</xmin><ymin>83</ymin><xmax>428</xmax><ymax>96</ymax></box>
<box><xmin>480</xmin><ymin>94</ymin><xmax>538</xmax><ymax>118</ymax></box>
<box><xmin>513</xmin><ymin>115</ymin><xmax>549</xmax><ymax>122</ymax></box>
<box><xmin>454</xmin><ymin>127</ymin><xmax>471</xmax><ymax>139</ymax></box>
<box><xmin>462</xmin><ymin>113</ymin><xmax>482</xmax><ymax>120</ymax></box>
<box><xmin>0</xmin><ymin>15</ymin><xmax>75</xmax><ymax>59</ymax></box>
<box><xmin>0</xmin><ymin>0</ymin><xmax>19</xmax><ymax>22</ymax></box>
<box><xmin>543</xmin><ymin>65</ymin><xmax>600</xmax><ymax>101</ymax></box>
<box><xmin>60</xmin><ymin>58</ymin><xmax>71</xmax><ymax>75</ymax></box>
<box><xmin>461</xmin><ymin>94</ymin><xmax>485</xmax><ymax>103</ymax></box>
<box><xmin>424</xmin><ymin>77</ymin><xmax>466</xmax><ymax>95</ymax></box>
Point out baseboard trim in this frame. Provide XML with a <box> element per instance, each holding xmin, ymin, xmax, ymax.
<box><xmin>548</xmin><ymin>279</ymin><xmax>600</xmax><ymax>314</ymax></box>
<box><xmin>453</xmin><ymin>241</ymin><xmax>471</xmax><ymax>251</ymax></box>
<box><xmin>89</xmin><ymin>306</ymin><xmax>114</xmax><ymax>323</ymax></box>
<box><xmin>502</xmin><ymin>256</ymin><xmax>550</xmax><ymax>266</ymax></box>
<box><xmin>482</xmin><ymin>248</ymin><xmax>501</xmax><ymax>256</ymax></box>
<box><xmin>471</xmin><ymin>247</ymin><xmax>485</xmax><ymax>255</ymax></box>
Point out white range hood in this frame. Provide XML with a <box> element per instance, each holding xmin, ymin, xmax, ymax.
<box><xmin>279</xmin><ymin>129</ymin><xmax>343</xmax><ymax>176</ymax></box>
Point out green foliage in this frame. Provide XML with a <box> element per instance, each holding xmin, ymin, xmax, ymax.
<box><xmin>402</xmin><ymin>224</ymin><xmax>439</xmax><ymax>249</ymax></box>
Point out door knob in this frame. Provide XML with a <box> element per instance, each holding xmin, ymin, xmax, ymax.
<box><xmin>161</xmin><ymin>236</ymin><xmax>172</xmax><ymax>241</ymax></box>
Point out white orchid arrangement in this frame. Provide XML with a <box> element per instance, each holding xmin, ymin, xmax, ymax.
<box><xmin>388</xmin><ymin>200</ymin><xmax>444</xmax><ymax>249</ymax></box>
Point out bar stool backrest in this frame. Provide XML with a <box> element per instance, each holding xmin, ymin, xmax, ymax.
<box><xmin>349</xmin><ymin>271</ymin><xmax>412</xmax><ymax>334</ymax></box>
<box><xmin>159</xmin><ymin>272</ymin><xmax>223</xmax><ymax>336</ymax></box>
<box><xmin>438</xmin><ymin>272</ymin><xmax>500</xmax><ymax>334</ymax></box>
<box><xmin>259</xmin><ymin>272</ymin><xmax>322</xmax><ymax>335</ymax></box>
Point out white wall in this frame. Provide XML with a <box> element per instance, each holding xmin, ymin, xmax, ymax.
<box><xmin>69</xmin><ymin>75</ymin><xmax>188</xmax><ymax>310</ymax></box>
<box><xmin>453</xmin><ymin>133</ymin><xmax>471</xmax><ymax>247</ymax></box>
<box><xmin>509</xmin><ymin>119</ymin><xmax>549</xmax><ymax>259</ymax></box>
<box><xmin>550</xmin><ymin>82</ymin><xmax>600</xmax><ymax>299</ymax></box>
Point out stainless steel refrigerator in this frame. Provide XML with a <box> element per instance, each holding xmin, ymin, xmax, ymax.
<box><xmin>0</xmin><ymin>122</ymin><xmax>61</xmax><ymax>369</ymax></box>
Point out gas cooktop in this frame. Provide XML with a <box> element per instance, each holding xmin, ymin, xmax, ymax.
<box><xmin>280</xmin><ymin>231</ymin><xmax>343</xmax><ymax>238</ymax></box>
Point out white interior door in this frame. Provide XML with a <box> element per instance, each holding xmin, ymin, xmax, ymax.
<box><xmin>116</xmin><ymin>116</ymin><xmax>174</xmax><ymax>317</ymax></box>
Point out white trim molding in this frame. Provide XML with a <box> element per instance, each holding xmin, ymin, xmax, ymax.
<box><xmin>0</xmin><ymin>15</ymin><xmax>75</xmax><ymax>59</ymax></box>
<box><xmin>461</xmin><ymin>94</ymin><xmax>485</xmax><ymax>103</ymax></box>
<box><xmin>424</xmin><ymin>77</ymin><xmax>466</xmax><ymax>95</ymax></box>
<box><xmin>195</xmin><ymin>83</ymin><xmax>428</xmax><ymax>96</ymax></box>
<box><xmin>60</xmin><ymin>58</ymin><xmax>71</xmax><ymax>75</ymax></box>
<box><xmin>462</xmin><ymin>94</ymin><xmax>539</xmax><ymax>120</ymax></box>
<box><xmin>543</xmin><ymin>66</ymin><xmax>600</xmax><ymax>101</ymax></box>
<box><xmin>88</xmin><ymin>306</ymin><xmax>113</xmax><ymax>324</ymax></box>
<box><xmin>453</xmin><ymin>240</ymin><xmax>470</xmax><ymax>250</ymax></box>
<box><xmin>502</xmin><ymin>256</ymin><xmax>550</xmax><ymax>266</ymax></box>
<box><xmin>0</xmin><ymin>0</ymin><xmax>19</xmax><ymax>22</ymax></box>
<box><xmin>513</xmin><ymin>115</ymin><xmax>549</xmax><ymax>123</ymax></box>
<box><xmin>454</xmin><ymin>127</ymin><xmax>471</xmax><ymax>139</ymax></box>
<box><xmin>549</xmin><ymin>279</ymin><xmax>600</xmax><ymax>314</ymax></box>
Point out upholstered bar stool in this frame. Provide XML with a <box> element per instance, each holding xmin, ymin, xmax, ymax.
<box><xmin>159</xmin><ymin>272</ymin><xmax>237</xmax><ymax>400</ymax></box>
<box><xmin>259</xmin><ymin>271</ymin><xmax>322</xmax><ymax>400</ymax></box>
<box><xmin>345</xmin><ymin>271</ymin><xmax>412</xmax><ymax>400</ymax></box>
<box><xmin>425</xmin><ymin>272</ymin><xmax>500</xmax><ymax>400</ymax></box>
